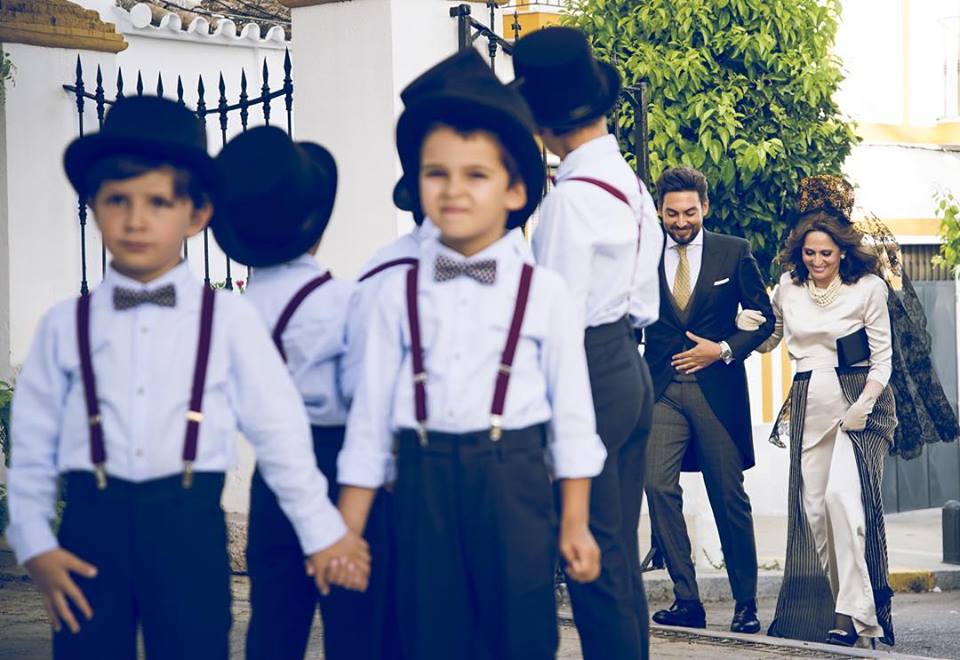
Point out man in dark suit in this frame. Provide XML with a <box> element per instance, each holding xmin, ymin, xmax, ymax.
<box><xmin>644</xmin><ymin>166</ymin><xmax>774</xmax><ymax>633</ymax></box>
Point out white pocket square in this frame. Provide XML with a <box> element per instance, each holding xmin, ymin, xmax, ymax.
<box><xmin>713</xmin><ymin>277</ymin><xmax>730</xmax><ymax>286</ymax></box>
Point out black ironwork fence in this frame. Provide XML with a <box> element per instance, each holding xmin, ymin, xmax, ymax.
<box><xmin>450</xmin><ymin>3</ymin><xmax>651</xmax><ymax>186</ymax></box>
<box><xmin>63</xmin><ymin>51</ymin><xmax>294</xmax><ymax>294</ymax></box>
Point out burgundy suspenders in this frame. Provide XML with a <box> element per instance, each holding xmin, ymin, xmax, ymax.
<box><xmin>564</xmin><ymin>176</ymin><xmax>630</xmax><ymax>206</ymax></box>
<box><xmin>358</xmin><ymin>258</ymin><xmax>418</xmax><ymax>283</ymax></box>
<box><xmin>76</xmin><ymin>293</ymin><xmax>106</xmax><ymax>488</ymax></box>
<box><xmin>76</xmin><ymin>285</ymin><xmax>217</xmax><ymax>490</ymax></box>
<box><xmin>404</xmin><ymin>262</ymin><xmax>535</xmax><ymax>444</ymax></box>
<box><xmin>405</xmin><ymin>266</ymin><xmax>429</xmax><ymax>445</ymax></box>
<box><xmin>271</xmin><ymin>272</ymin><xmax>332</xmax><ymax>362</ymax></box>
<box><xmin>562</xmin><ymin>175</ymin><xmax>644</xmax><ymax>249</ymax></box>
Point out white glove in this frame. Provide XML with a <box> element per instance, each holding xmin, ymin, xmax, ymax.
<box><xmin>840</xmin><ymin>394</ymin><xmax>876</xmax><ymax>432</ymax></box>
<box><xmin>736</xmin><ymin>309</ymin><xmax>767</xmax><ymax>332</ymax></box>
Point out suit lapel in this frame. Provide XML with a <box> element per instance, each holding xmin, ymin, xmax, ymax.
<box><xmin>684</xmin><ymin>229</ymin><xmax>719</xmax><ymax>322</ymax></box>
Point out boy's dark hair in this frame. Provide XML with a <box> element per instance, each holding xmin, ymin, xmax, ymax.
<box><xmin>656</xmin><ymin>166</ymin><xmax>709</xmax><ymax>206</ymax></box>
<box><xmin>422</xmin><ymin>120</ymin><xmax>522</xmax><ymax>187</ymax></box>
<box><xmin>547</xmin><ymin>115</ymin><xmax>606</xmax><ymax>138</ymax></box>
<box><xmin>84</xmin><ymin>155</ymin><xmax>210</xmax><ymax>207</ymax></box>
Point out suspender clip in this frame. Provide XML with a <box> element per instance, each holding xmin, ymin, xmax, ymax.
<box><xmin>413</xmin><ymin>372</ymin><xmax>427</xmax><ymax>384</ymax></box>
<box><xmin>182</xmin><ymin>461</ymin><xmax>194</xmax><ymax>489</ymax></box>
<box><xmin>497</xmin><ymin>364</ymin><xmax>511</xmax><ymax>375</ymax></box>
<box><xmin>416</xmin><ymin>424</ymin><xmax>428</xmax><ymax>447</ymax></box>
<box><xmin>94</xmin><ymin>464</ymin><xmax>107</xmax><ymax>490</ymax></box>
<box><xmin>489</xmin><ymin>415</ymin><xmax>503</xmax><ymax>442</ymax></box>
<box><xmin>88</xmin><ymin>415</ymin><xmax>102</xmax><ymax>428</ymax></box>
<box><xmin>186</xmin><ymin>410</ymin><xmax>204</xmax><ymax>423</ymax></box>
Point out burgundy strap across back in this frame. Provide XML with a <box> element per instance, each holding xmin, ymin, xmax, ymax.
<box><xmin>76</xmin><ymin>285</ymin><xmax>217</xmax><ymax>490</ymax></box>
<box><xmin>563</xmin><ymin>175</ymin><xmax>645</xmax><ymax>251</ymax></box>
<box><xmin>271</xmin><ymin>273</ymin><xmax>332</xmax><ymax>362</ymax></box>
<box><xmin>404</xmin><ymin>262</ymin><xmax>535</xmax><ymax>444</ymax></box>
<box><xmin>359</xmin><ymin>258</ymin><xmax>418</xmax><ymax>283</ymax></box>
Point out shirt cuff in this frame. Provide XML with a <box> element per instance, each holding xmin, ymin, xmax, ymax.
<box><xmin>550</xmin><ymin>433</ymin><xmax>607</xmax><ymax>480</ymax></box>
<box><xmin>719</xmin><ymin>340</ymin><xmax>735</xmax><ymax>365</ymax></box>
<box><xmin>336</xmin><ymin>447</ymin><xmax>390</xmax><ymax>490</ymax></box>
<box><xmin>5</xmin><ymin>520</ymin><xmax>59</xmax><ymax>566</ymax></box>
<box><xmin>289</xmin><ymin>504</ymin><xmax>349</xmax><ymax>557</ymax></box>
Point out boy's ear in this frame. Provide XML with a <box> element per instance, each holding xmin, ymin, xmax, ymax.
<box><xmin>505</xmin><ymin>180</ymin><xmax>527</xmax><ymax>213</ymax></box>
<box><xmin>186</xmin><ymin>199</ymin><xmax>214</xmax><ymax>238</ymax></box>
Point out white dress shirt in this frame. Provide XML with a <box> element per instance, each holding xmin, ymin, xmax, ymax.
<box><xmin>341</xmin><ymin>219</ymin><xmax>439</xmax><ymax>404</ymax></box>
<box><xmin>337</xmin><ymin>233</ymin><xmax>606</xmax><ymax>489</ymax></box>
<box><xmin>532</xmin><ymin>134</ymin><xmax>663</xmax><ymax>330</ymax></box>
<box><xmin>245</xmin><ymin>254</ymin><xmax>353</xmax><ymax>427</ymax></box>
<box><xmin>6</xmin><ymin>262</ymin><xmax>346</xmax><ymax>564</ymax></box>
<box><xmin>663</xmin><ymin>227</ymin><xmax>705</xmax><ymax>295</ymax></box>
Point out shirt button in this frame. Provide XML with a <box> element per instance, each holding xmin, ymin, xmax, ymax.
<box><xmin>447</xmin><ymin>411</ymin><xmax>455</xmax><ymax>418</ymax></box>
<box><xmin>140</xmin><ymin>326</ymin><xmax>149</xmax><ymax>334</ymax></box>
<box><xmin>135</xmin><ymin>449</ymin><xmax>143</xmax><ymax>457</ymax></box>
<box><xmin>137</xmin><ymin>387</ymin><xmax>145</xmax><ymax>395</ymax></box>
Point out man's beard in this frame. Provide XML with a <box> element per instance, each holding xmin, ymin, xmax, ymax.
<box><xmin>666</xmin><ymin>225</ymin><xmax>701</xmax><ymax>246</ymax></box>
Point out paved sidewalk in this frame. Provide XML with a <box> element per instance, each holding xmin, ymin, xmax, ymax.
<box><xmin>636</xmin><ymin>507</ymin><xmax>960</xmax><ymax>602</ymax></box>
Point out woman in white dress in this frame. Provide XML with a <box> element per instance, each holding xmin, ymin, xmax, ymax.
<box><xmin>754</xmin><ymin>177</ymin><xmax>896</xmax><ymax>648</ymax></box>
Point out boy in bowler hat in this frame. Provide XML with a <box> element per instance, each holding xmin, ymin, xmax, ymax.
<box><xmin>336</xmin><ymin>49</ymin><xmax>607</xmax><ymax>660</ymax></box>
<box><xmin>212</xmin><ymin>125</ymin><xmax>391</xmax><ymax>660</ymax></box>
<box><xmin>513</xmin><ymin>26</ymin><xmax>664</xmax><ymax>660</ymax></box>
<box><xmin>4</xmin><ymin>96</ymin><xmax>367</xmax><ymax>660</ymax></box>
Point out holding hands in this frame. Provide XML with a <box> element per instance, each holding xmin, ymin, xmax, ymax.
<box><xmin>305</xmin><ymin>530</ymin><xmax>371</xmax><ymax>595</ymax></box>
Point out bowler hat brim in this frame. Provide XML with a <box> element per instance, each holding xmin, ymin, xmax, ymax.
<box><xmin>396</xmin><ymin>94</ymin><xmax>544</xmax><ymax>230</ymax></box>
<box><xmin>63</xmin><ymin>132</ymin><xmax>219</xmax><ymax>199</ymax></box>
<box><xmin>211</xmin><ymin>141</ymin><xmax>338</xmax><ymax>268</ymax></box>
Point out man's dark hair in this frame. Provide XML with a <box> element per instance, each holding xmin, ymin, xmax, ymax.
<box><xmin>656</xmin><ymin>166</ymin><xmax>709</xmax><ymax>207</ymax></box>
<box><xmin>84</xmin><ymin>155</ymin><xmax>209</xmax><ymax>207</ymax></box>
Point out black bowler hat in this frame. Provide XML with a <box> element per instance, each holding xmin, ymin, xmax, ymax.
<box><xmin>64</xmin><ymin>95</ymin><xmax>218</xmax><ymax>196</ymax></box>
<box><xmin>395</xmin><ymin>50</ymin><xmax>544</xmax><ymax>230</ymax></box>
<box><xmin>512</xmin><ymin>27</ymin><xmax>621</xmax><ymax>131</ymax></box>
<box><xmin>211</xmin><ymin>126</ymin><xmax>338</xmax><ymax>268</ymax></box>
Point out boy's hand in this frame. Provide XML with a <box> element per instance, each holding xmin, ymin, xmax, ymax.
<box><xmin>24</xmin><ymin>548</ymin><xmax>97</xmax><ymax>634</ymax></box>
<box><xmin>560</xmin><ymin>521</ymin><xmax>601</xmax><ymax>583</ymax></box>
<box><xmin>304</xmin><ymin>531</ymin><xmax>371</xmax><ymax>595</ymax></box>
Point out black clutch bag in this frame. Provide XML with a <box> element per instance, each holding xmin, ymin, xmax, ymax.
<box><xmin>837</xmin><ymin>327</ymin><xmax>870</xmax><ymax>367</ymax></box>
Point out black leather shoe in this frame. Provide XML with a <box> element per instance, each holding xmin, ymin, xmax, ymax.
<box><xmin>730</xmin><ymin>599</ymin><xmax>760</xmax><ymax>634</ymax></box>
<box><xmin>652</xmin><ymin>599</ymin><xmax>706</xmax><ymax>628</ymax></box>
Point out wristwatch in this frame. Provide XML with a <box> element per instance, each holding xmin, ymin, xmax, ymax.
<box><xmin>719</xmin><ymin>341</ymin><xmax>734</xmax><ymax>365</ymax></box>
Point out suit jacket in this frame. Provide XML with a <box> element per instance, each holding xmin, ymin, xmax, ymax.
<box><xmin>645</xmin><ymin>229</ymin><xmax>775</xmax><ymax>471</ymax></box>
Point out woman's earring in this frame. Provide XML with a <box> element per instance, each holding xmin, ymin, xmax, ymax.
<box><xmin>841</xmin><ymin>253</ymin><xmax>846</xmax><ymax>260</ymax></box>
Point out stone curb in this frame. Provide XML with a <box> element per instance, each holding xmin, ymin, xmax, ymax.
<box><xmin>557</xmin><ymin>608</ymin><xmax>947</xmax><ymax>659</ymax></box>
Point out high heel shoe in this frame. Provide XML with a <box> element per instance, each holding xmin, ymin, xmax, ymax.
<box><xmin>825</xmin><ymin>628</ymin><xmax>859</xmax><ymax>647</ymax></box>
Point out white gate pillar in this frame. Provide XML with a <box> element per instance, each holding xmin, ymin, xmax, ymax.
<box><xmin>280</xmin><ymin>0</ymin><xmax>492</xmax><ymax>276</ymax></box>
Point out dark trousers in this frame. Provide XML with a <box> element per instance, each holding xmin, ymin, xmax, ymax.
<box><xmin>566</xmin><ymin>316</ymin><xmax>652</xmax><ymax>660</ymax></box>
<box><xmin>54</xmin><ymin>471</ymin><xmax>230</xmax><ymax>660</ymax></box>
<box><xmin>245</xmin><ymin>426</ymin><xmax>398</xmax><ymax>660</ymax></box>
<box><xmin>645</xmin><ymin>378</ymin><xmax>758</xmax><ymax>604</ymax></box>
<box><xmin>394</xmin><ymin>425</ymin><xmax>558</xmax><ymax>660</ymax></box>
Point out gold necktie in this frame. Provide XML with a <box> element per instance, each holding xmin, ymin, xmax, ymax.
<box><xmin>674</xmin><ymin>245</ymin><xmax>691</xmax><ymax>310</ymax></box>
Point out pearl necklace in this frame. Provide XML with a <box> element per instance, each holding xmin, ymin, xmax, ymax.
<box><xmin>806</xmin><ymin>275</ymin><xmax>842</xmax><ymax>307</ymax></box>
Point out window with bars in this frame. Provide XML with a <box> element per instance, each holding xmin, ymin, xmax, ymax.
<box><xmin>902</xmin><ymin>244</ymin><xmax>954</xmax><ymax>281</ymax></box>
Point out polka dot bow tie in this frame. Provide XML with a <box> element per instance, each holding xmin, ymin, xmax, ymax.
<box><xmin>112</xmin><ymin>284</ymin><xmax>177</xmax><ymax>310</ymax></box>
<box><xmin>433</xmin><ymin>254</ymin><xmax>497</xmax><ymax>285</ymax></box>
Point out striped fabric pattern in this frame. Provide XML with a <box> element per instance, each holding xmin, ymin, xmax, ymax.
<box><xmin>767</xmin><ymin>367</ymin><xmax>896</xmax><ymax>647</ymax></box>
